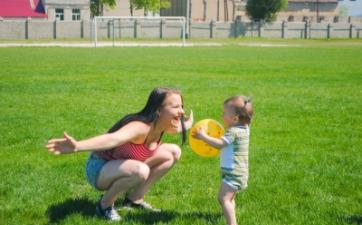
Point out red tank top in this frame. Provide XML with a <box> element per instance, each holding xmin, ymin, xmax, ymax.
<box><xmin>97</xmin><ymin>141</ymin><xmax>160</xmax><ymax>162</ymax></box>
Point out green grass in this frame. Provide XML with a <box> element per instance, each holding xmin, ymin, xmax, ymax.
<box><xmin>0</xmin><ymin>43</ymin><xmax>361</xmax><ymax>225</ymax></box>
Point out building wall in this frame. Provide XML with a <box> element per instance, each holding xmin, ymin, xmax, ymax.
<box><xmin>101</xmin><ymin>0</ymin><xmax>344</xmax><ymax>23</ymax></box>
<box><xmin>278</xmin><ymin>2</ymin><xmax>338</xmax><ymax>22</ymax></box>
<box><xmin>161</xmin><ymin>0</ymin><xmax>247</xmax><ymax>22</ymax></box>
<box><xmin>285</xmin><ymin>2</ymin><xmax>337</xmax><ymax>12</ymax></box>
<box><xmin>160</xmin><ymin>0</ymin><xmax>187</xmax><ymax>17</ymax></box>
<box><xmin>161</xmin><ymin>0</ymin><xmax>336</xmax><ymax>22</ymax></box>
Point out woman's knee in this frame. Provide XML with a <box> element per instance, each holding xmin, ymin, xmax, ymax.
<box><xmin>133</xmin><ymin>163</ymin><xmax>150</xmax><ymax>182</ymax></box>
<box><xmin>168</xmin><ymin>144</ymin><xmax>182</xmax><ymax>161</ymax></box>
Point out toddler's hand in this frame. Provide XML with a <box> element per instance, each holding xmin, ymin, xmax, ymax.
<box><xmin>191</xmin><ymin>127</ymin><xmax>207</xmax><ymax>140</ymax></box>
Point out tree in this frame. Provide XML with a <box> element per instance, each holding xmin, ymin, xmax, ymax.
<box><xmin>131</xmin><ymin>0</ymin><xmax>170</xmax><ymax>14</ymax></box>
<box><xmin>337</xmin><ymin>5</ymin><xmax>348</xmax><ymax>17</ymax></box>
<box><xmin>91</xmin><ymin>0</ymin><xmax>171</xmax><ymax>17</ymax></box>
<box><xmin>91</xmin><ymin>0</ymin><xmax>117</xmax><ymax>16</ymax></box>
<box><xmin>246</xmin><ymin>0</ymin><xmax>288</xmax><ymax>22</ymax></box>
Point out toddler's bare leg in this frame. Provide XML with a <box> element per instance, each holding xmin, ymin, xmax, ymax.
<box><xmin>218</xmin><ymin>182</ymin><xmax>238</xmax><ymax>225</ymax></box>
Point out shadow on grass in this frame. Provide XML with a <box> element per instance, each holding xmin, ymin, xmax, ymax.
<box><xmin>125</xmin><ymin>210</ymin><xmax>222</xmax><ymax>225</ymax></box>
<box><xmin>342</xmin><ymin>215</ymin><xmax>362</xmax><ymax>225</ymax></box>
<box><xmin>46</xmin><ymin>197</ymin><xmax>96</xmax><ymax>224</ymax></box>
<box><xmin>180</xmin><ymin>211</ymin><xmax>222</xmax><ymax>224</ymax></box>
<box><xmin>46</xmin><ymin>197</ymin><xmax>221</xmax><ymax>224</ymax></box>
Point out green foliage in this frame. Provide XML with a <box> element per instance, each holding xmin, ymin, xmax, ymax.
<box><xmin>90</xmin><ymin>0</ymin><xmax>171</xmax><ymax>16</ymax></box>
<box><xmin>337</xmin><ymin>5</ymin><xmax>348</xmax><ymax>17</ymax></box>
<box><xmin>131</xmin><ymin>0</ymin><xmax>171</xmax><ymax>13</ymax></box>
<box><xmin>246</xmin><ymin>0</ymin><xmax>288</xmax><ymax>21</ymax></box>
<box><xmin>0</xmin><ymin>41</ymin><xmax>361</xmax><ymax>225</ymax></box>
<box><xmin>91</xmin><ymin>0</ymin><xmax>117</xmax><ymax>16</ymax></box>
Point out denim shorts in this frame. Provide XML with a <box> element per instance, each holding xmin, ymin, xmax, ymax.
<box><xmin>86</xmin><ymin>152</ymin><xmax>108</xmax><ymax>189</ymax></box>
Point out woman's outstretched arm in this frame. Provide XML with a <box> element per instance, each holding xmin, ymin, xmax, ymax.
<box><xmin>46</xmin><ymin>121</ymin><xmax>146</xmax><ymax>154</ymax></box>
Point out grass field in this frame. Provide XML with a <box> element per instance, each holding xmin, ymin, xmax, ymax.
<box><xmin>0</xmin><ymin>41</ymin><xmax>361</xmax><ymax>225</ymax></box>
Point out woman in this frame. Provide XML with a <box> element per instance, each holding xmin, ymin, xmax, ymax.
<box><xmin>46</xmin><ymin>87</ymin><xmax>193</xmax><ymax>221</ymax></box>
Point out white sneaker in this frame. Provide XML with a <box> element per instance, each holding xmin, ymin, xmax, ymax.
<box><xmin>96</xmin><ymin>200</ymin><xmax>121</xmax><ymax>221</ymax></box>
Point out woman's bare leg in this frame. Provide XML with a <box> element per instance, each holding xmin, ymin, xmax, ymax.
<box><xmin>96</xmin><ymin>159</ymin><xmax>150</xmax><ymax>208</ymax></box>
<box><xmin>126</xmin><ymin>143</ymin><xmax>181</xmax><ymax>202</ymax></box>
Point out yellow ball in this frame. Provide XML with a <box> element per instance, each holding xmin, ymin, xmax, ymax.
<box><xmin>189</xmin><ymin>119</ymin><xmax>225</xmax><ymax>157</ymax></box>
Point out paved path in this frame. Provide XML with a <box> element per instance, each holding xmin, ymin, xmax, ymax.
<box><xmin>0</xmin><ymin>41</ymin><xmax>361</xmax><ymax>48</ymax></box>
<box><xmin>0</xmin><ymin>41</ymin><xmax>300</xmax><ymax>48</ymax></box>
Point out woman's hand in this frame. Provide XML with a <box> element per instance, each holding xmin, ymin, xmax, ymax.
<box><xmin>46</xmin><ymin>132</ymin><xmax>78</xmax><ymax>155</ymax></box>
<box><xmin>184</xmin><ymin>109</ymin><xmax>194</xmax><ymax>130</ymax></box>
<box><xmin>168</xmin><ymin>110</ymin><xmax>194</xmax><ymax>134</ymax></box>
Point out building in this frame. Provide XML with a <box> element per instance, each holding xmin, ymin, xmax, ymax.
<box><xmin>278</xmin><ymin>0</ymin><xmax>338</xmax><ymax>22</ymax></box>
<box><xmin>103</xmin><ymin>0</ymin><xmax>340</xmax><ymax>22</ymax></box>
<box><xmin>102</xmin><ymin>0</ymin><xmax>247</xmax><ymax>21</ymax></box>
<box><xmin>43</xmin><ymin>0</ymin><xmax>90</xmax><ymax>21</ymax></box>
<box><xmin>0</xmin><ymin>0</ymin><xmax>90</xmax><ymax>21</ymax></box>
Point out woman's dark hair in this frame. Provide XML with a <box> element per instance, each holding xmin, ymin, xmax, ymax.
<box><xmin>108</xmin><ymin>87</ymin><xmax>187</xmax><ymax>144</ymax></box>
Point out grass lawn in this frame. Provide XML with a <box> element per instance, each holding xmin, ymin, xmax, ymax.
<box><xmin>0</xmin><ymin>42</ymin><xmax>361</xmax><ymax>225</ymax></box>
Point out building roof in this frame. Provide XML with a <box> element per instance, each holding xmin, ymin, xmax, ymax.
<box><xmin>288</xmin><ymin>0</ymin><xmax>337</xmax><ymax>3</ymax></box>
<box><xmin>0</xmin><ymin>0</ymin><xmax>47</xmax><ymax>18</ymax></box>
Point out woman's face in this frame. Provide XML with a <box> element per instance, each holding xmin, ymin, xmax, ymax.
<box><xmin>158</xmin><ymin>93</ymin><xmax>185</xmax><ymax>130</ymax></box>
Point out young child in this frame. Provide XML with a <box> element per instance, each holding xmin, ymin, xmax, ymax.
<box><xmin>192</xmin><ymin>95</ymin><xmax>253</xmax><ymax>225</ymax></box>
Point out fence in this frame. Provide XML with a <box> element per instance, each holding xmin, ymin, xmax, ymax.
<box><xmin>1</xmin><ymin>19</ymin><xmax>361</xmax><ymax>40</ymax></box>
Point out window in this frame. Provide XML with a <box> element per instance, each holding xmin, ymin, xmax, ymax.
<box><xmin>318</xmin><ymin>16</ymin><xmax>325</xmax><ymax>22</ymax></box>
<box><xmin>55</xmin><ymin>8</ymin><xmax>64</xmax><ymax>21</ymax></box>
<box><xmin>72</xmin><ymin>9</ymin><xmax>81</xmax><ymax>21</ymax></box>
<box><xmin>333</xmin><ymin>16</ymin><xmax>339</xmax><ymax>23</ymax></box>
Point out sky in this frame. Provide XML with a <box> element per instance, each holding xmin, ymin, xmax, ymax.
<box><xmin>337</xmin><ymin>0</ymin><xmax>362</xmax><ymax>16</ymax></box>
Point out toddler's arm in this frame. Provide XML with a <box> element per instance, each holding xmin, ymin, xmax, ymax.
<box><xmin>192</xmin><ymin>127</ymin><xmax>227</xmax><ymax>149</ymax></box>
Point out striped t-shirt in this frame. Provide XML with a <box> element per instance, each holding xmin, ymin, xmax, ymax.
<box><xmin>220</xmin><ymin>125</ymin><xmax>249</xmax><ymax>177</ymax></box>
